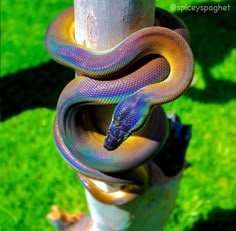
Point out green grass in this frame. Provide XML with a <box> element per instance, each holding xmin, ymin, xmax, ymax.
<box><xmin>0</xmin><ymin>0</ymin><xmax>235</xmax><ymax>230</ymax></box>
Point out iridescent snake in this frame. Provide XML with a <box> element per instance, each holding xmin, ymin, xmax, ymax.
<box><xmin>45</xmin><ymin>7</ymin><xmax>194</xmax><ymax>204</ymax></box>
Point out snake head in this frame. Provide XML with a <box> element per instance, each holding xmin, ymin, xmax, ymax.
<box><xmin>104</xmin><ymin>93</ymin><xmax>151</xmax><ymax>150</ymax></box>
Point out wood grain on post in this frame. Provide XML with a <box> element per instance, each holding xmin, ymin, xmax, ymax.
<box><xmin>74</xmin><ymin>0</ymin><xmax>155</xmax><ymax>50</ymax></box>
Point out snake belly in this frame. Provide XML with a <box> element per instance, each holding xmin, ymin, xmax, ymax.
<box><xmin>45</xmin><ymin>7</ymin><xmax>194</xmax><ymax>185</ymax></box>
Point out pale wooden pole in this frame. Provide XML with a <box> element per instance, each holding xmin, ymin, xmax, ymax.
<box><xmin>74</xmin><ymin>0</ymin><xmax>156</xmax><ymax>50</ymax></box>
<box><xmin>73</xmin><ymin>0</ymin><xmax>181</xmax><ymax>230</ymax></box>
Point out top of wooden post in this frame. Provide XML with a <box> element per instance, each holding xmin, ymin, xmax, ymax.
<box><xmin>73</xmin><ymin>0</ymin><xmax>155</xmax><ymax>50</ymax></box>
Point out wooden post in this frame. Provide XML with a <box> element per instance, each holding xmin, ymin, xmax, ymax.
<box><xmin>74</xmin><ymin>0</ymin><xmax>156</xmax><ymax>50</ymax></box>
<box><xmin>74</xmin><ymin>0</ymin><xmax>180</xmax><ymax>230</ymax></box>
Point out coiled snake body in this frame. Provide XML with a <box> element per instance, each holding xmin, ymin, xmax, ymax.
<box><xmin>45</xmin><ymin>7</ymin><xmax>194</xmax><ymax>203</ymax></box>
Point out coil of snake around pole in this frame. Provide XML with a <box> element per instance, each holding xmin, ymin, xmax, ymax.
<box><xmin>45</xmin><ymin>6</ymin><xmax>194</xmax><ymax>206</ymax></box>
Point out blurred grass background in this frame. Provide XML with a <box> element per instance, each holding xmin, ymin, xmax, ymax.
<box><xmin>0</xmin><ymin>0</ymin><xmax>235</xmax><ymax>230</ymax></box>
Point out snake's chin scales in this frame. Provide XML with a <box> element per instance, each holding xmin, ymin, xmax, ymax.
<box><xmin>104</xmin><ymin>128</ymin><xmax>128</xmax><ymax>151</ymax></box>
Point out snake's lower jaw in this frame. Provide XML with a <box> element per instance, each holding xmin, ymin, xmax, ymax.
<box><xmin>104</xmin><ymin>133</ymin><xmax>120</xmax><ymax>150</ymax></box>
<box><xmin>104</xmin><ymin>129</ymin><xmax>129</xmax><ymax>151</ymax></box>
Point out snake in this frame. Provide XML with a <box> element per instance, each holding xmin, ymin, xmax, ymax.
<box><xmin>45</xmin><ymin>7</ymin><xmax>194</xmax><ymax>203</ymax></box>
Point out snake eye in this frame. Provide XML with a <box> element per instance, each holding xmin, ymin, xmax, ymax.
<box><xmin>113</xmin><ymin>120</ymin><xmax>120</xmax><ymax>127</ymax></box>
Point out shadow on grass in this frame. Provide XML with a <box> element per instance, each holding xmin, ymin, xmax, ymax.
<box><xmin>188</xmin><ymin>208</ymin><xmax>236</xmax><ymax>231</ymax></box>
<box><xmin>1</xmin><ymin>0</ymin><xmax>236</xmax><ymax>121</ymax></box>
<box><xmin>175</xmin><ymin>0</ymin><xmax>236</xmax><ymax>103</ymax></box>
<box><xmin>0</xmin><ymin>62</ymin><xmax>74</xmax><ymax>121</ymax></box>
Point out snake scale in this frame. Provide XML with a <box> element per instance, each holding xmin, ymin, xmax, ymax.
<box><xmin>45</xmin><ymin>6</ymin><xmax>194</xmax><ymax>203</ymax></box>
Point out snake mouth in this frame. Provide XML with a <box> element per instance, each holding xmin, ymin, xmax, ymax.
<box><xmin>104</xmin><ymin>126</ymin><xmax>130</xmax><ymax>150</ymax></box>
<box><xmin>104</xmin><ymin>132</ymin><xmax>120</xmax><ymax>151</ymax></box>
